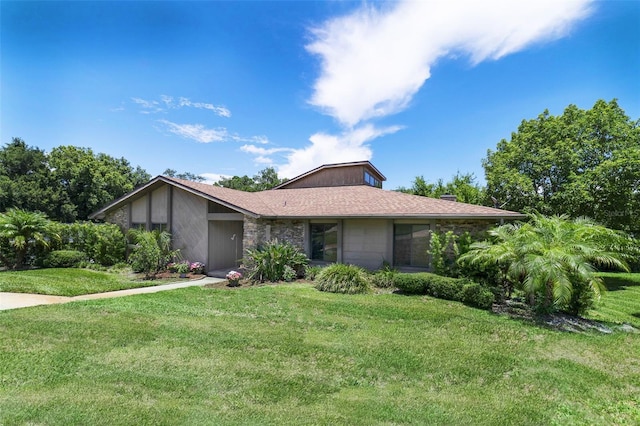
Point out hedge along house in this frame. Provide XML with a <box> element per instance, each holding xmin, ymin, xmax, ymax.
<box><xmin>89</xmin><ymin>161</ymin><xmax>525</xmax><ymax>274</ymax></box>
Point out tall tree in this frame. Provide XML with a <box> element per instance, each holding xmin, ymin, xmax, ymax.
<box><xmin>397</xmin><ymin>172</ymin><xmax>485</xmax><ymax>205</ymax></box>
<box><xmin>49</xmin><ymin>146</ymin><xmax>151</xmax><ymax>221</ymax></box>
<box><xmin>163</xmin><ymin>169</ymin><xmax>205</xmax><ymax>182</ymax></box>
<box><xmin>483</xmin><ymin>99</ymin><xmax>640</xmax><ymax>232</ymax></box>
<box><xmin>0</xmin><ymin>138</ymin><xmax>72</xmax><ymax>221</ymax></box>
<box><xmin>214</xmin><ymin>167</ymin><xmax>286</xmax><ymax>192</ymax></box>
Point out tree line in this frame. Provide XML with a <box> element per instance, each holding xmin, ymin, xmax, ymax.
<box><xmin>0</xmin><ymin>138</ymin><xmax>287</xmax><ymax>223</ymax></box>
<box><xmin>2</xmin><ymin>99</ymin><xmax>638</xmax><ymax>232</ymax></box>
<box><xmin>400</xmin><ymin>99</ymin><xmax>639</xmax><ymax>233</ymax></box>
<box><xmin>0</xmin><ymin>139</ymin><xmax>151</xmax><ymax>223</ymax></box>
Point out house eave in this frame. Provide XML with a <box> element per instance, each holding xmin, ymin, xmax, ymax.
<box><xmin>88</xmin><ymin>176</ymin><xmax>261</xmax><ymax>220</ymax></box>
<box><xmin>259</xmin><ymin>213</ymin><xmax>527</xmax><ymax>220</ymax></box>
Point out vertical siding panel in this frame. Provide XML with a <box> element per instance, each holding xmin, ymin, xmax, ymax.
<box><xmin>171</xmin><ymin>188</ymin><xmax>208</xmax><ymax>264</ymax></box>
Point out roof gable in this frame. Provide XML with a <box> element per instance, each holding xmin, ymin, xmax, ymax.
<box><xmin>273</xmin><ymin>161</ymin><xmax>386</xmax><ymax>190</ymax></box>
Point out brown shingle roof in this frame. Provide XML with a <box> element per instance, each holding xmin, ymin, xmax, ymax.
<box><xmin>91</xmin><ymin>174</ymin><xmax>524</xmax><ymax>220</ymax></box>
<box><xmin>170</xmin><ymin>178</ymin><xmax>523</xmax><ymax>219</ymax></box>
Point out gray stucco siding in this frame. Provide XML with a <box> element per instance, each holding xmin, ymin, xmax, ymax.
<box><xmin>171</xmin><ymin>187</ymin><xmax>208</xmax><ymax>265</ymax></box>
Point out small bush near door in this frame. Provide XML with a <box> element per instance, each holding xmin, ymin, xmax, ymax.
<box><xmin>243</xmin><ymin>239</ymin><xmax>308</xmax><ymax>282</ymax></box>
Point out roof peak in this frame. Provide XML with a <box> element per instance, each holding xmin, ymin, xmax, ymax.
<box><xmin>273</xmin><ymin>160</ymin><xmax>386</xmax><ymax>190</ymax></box>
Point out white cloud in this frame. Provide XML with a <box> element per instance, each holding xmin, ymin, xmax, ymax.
<box><xmin>200</xmin><ymin>172</ymin><xmax>232</xmax><ymax>185</ymax></box>
<box><xmin>240</xmin><ymin>144</ymin><xmax>295</xmax><ymax>166</ymax></box>
<box><xmin>240</xmin><ymin>144</ymin><xmax>292</xmax><ymax>156</ymax></box>
<box><xmin>132</xmin><ymin>95</ymin><xmax>231</xmax><ymax>117</ymax></box>
<box><xmin>277</xmin><ymin>124</ymin><xmax>402</xmax><ymax>178</ymax></box>
<box><xmin>272</xmin><ymin>0</ymin><xmax>592</xmax><ymax>179</ymax></box>
<box><xmin>158</xmin><ymin>120</ymin><xmax>269</xmax><ymax>146</ymax></box>
<box><xmin>158</xmin><ymin>120</ymin><xmax>229</xmax><ymax>143</ymax></box>
<box><xmin>176</xmin><ymin>97</ymin><xmax>231</xmax><ymax>117</ymax></box>
<box><xmin>306</xmin><ymin>0</ymin><xmax>593</xmax><ymax>127</ymax></box>
<box><xmin>231</xmin><ymin>134</ymin><xmax>270</xmax><ymax>144</ymax></box>
<box><xmin>131</xmin><ymin>97</ymin><xmax>163</xmax><ymax>113</ymax></box>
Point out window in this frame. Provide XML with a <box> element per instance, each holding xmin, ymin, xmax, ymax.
<box><xmin>130</xmin><ymin>222</ymin><xmax>146</xmax><ymax>230</ymax></box>
<box><xmin>310</xmin><ymin>223</ymin><xmax>338</xmax><ymax>262</ymax></box>
<box><xmin>151</xmin><ymin>223</ymin><xmax>167</xmax><ymax>232</ymax></box>
<box><xmin>364</xmin><ymin>171</ymin><xmax>381</xmax><ymax>188</ymax></box>
<box><xmin>393</xmin><ymin>224</ymin><xmax>430</xmax><ymax>267</ymax></box>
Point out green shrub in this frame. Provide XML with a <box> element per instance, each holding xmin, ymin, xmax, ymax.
<box><xmin>428</xmin><ymin>275</ymin><xmax>464</xmax><ymax>301</ymax></box>
<box><xmin>43</xmin><ymin>250</ymin><xmax>87</xmax><ymax>268</ymax></box>
<box><xmin>243</xmin><ymin>239</ymin><xmax>308</xmax><ymax>282</ymax></box>
<box><xmin>315</xmin><ymin>263</ymin><xmax>370</xmax><ymax>294</ymax></box>
<box><xmin>370</xmin><ymin>267</ymin><xmax>398</xmax><ymax>288</ymax></box>
<box><xmin>127</xmin><ymin>229</ymin><xmax>178</xmax><ymax>279</ymax></box>
<box><xmin>394</xmin><ymin>272</ymin><xmax>493</xmax><ymax>310</ymax></box>
<box><xmin>283</xmin><ymin>265</ymin><xmax>297</xmax><ymax>282</ymax></box>
<box><xmin>304</xmin><ymin>265</ymin><xmax>323</xmax><ymax>281</ymax></box>
<box><xmin>54</xmin><ymin>222</ymin><xmax>126</xmax><ymax>266</ymax></box>
<box><xmin>428</xmin><ymin>231</ymin><xmax>474</xmax><ymax>277</ymax></box>
<box><xmin>393</xmin><ymin>273</ymin><xmax>431</xmax><ymax>294</ymax></box>
<box><xmin>565</xmin><ymin>275</ymin><xmax>601</xmax><ymax>316</ymax></box>
<box><xmin>460</xmin><ymin>282</ymin><xmax>495</xmax><ymax>309</ymax></box>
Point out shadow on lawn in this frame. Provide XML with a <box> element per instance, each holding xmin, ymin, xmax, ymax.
<box><xmin>599</xmin><ymin>276</ymin><xmax>640</xmax><ymax>292</ymax></box>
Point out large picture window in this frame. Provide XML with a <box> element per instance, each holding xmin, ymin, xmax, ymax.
<box><xmin>310</xmin><ymin>223</ymin><xmax>338</xmax><ymax>262</ymax></box>
<box><xmin>393</xmin><ymin>224</ymin><xmax>430</xmax><ymax>267</ymax></box>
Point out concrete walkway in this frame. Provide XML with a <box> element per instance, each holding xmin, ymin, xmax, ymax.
<box><xmin>0</xmin><ymin>277</ymin><xmax>225</xmax><ymax>311</ymax></box>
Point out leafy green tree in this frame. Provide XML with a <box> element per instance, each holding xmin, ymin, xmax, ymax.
<box><xmin>0</xmin><ymin>208</ymin><xmax>57</xmax><ymax>269</ymax></box>
<box><xmin>163</xmin><ymin>169</ymin><xmax>204</xmax><ymax>182</ymax></box>
<box><xmin>1</xmin><ymin>139</ymin><xmax>150</xmax><ymax>222</ymax></box>
<box><xmin>253</xmin><ymin>167</ymin><xmax>287</xmax><ymax>191</ymax></box>
<box><xmin>214</xmin><ymin>167</ymin><xmax>287</xmax><ymax>192</ymax></box>
<box><xmin>48</xmin><ymin>146</ymin><xmax>150</xmax><ymax>221</ymax></box>
<box><xmin>459</xmin><ymin>213</ymin><xmax>631</xmax><ymax>315</ymax></box>
<box><xmin>398</xmin><ymin>172</ymin><xmax>485</xmax><ymax>205</ymax></box>
<box><xmin>483</xmin><ymin>99</ymin><xmax>640</xmax><ymax>232</ymax></box>
<box><xmin>0</xmin><ymin>138</ymin><xmax>73</xmax><ymax>221</ymax></box>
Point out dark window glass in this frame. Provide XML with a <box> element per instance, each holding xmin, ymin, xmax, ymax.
<box><xmin>151</xmin><ymin>223</ymin><xmax>167</xmax><ymax>232</ymax></box>
<box><xmin>311</xmin><ymin>223</ymin><xmax>338</xmax><ymax>262</ymax></box>
<box><xmin>393</xmin><ymin>224</ymin><xmax>430</xmax><ymax>267</ymax></box>
<box><xmin>364</xmin><ymin>171</ymin><xmax>381</xmax><ymax>188</ymax></box>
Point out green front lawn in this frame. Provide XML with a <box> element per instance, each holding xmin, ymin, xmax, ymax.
<box><xmin>588</xmin><ymin>272</ymin><xmax>640</xmax><ymax>327</ymax></box>
<box><xmin>1</xmin><ymin>281</ymin><xmax>639</xmax><ymax>425</ymax></box>
<box><xmin>0</xmin><ymin>268</ymin><xmax>184</xmax><ymax>296</ymax></box>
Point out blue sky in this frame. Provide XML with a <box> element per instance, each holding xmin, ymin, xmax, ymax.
<box><xmin>2</xmin><ymin>0</ymin><xmax>639</xmax><ymax>189</ymax></box>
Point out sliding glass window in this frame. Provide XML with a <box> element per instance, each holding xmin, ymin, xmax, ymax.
<box><xmin>310</xmin><ymin>223</ymin><xmax>338</xmax><ymax>262</ymax></box>
<box><xmin>393</xmin><ymin>224</ymin><xmax>430</xmax><ymax>267</ymax></box>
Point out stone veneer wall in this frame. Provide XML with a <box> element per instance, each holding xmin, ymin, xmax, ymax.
<box><xmin>243</xmin><ymin>217</ymin><xmax>305</xmax><ymax>252</ymax></box>
<box><xmin>104</xmin><ymin>205</ymin><xmax>129</xmax><ymax>232</ymax></box>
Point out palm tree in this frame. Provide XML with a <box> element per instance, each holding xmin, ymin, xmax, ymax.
<box><xmin>0</xmin><ymin>208</ymin><xmax>55</xmax><ymax>269</ymax></box>
<box><xmin>459</xmin><ymin>213</ymin><xmax>630</xmax><ymax>314</ymax></box>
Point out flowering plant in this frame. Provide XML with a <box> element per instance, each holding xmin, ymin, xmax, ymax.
<box><xmin>190</xmin><ymin>262</ymin><xmax>205</xmax><ymax>274</ymax></box>
<box><xmin>226</xmin><ymin>270</ymin><xmax>242</xmax><ymax>281</ymax></box>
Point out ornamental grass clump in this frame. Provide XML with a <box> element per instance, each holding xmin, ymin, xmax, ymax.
<box><xmin>315</xmin><ymin>263</ymin><xmax>370</xmax><ymax>294</ymax></box>
<box><xmin>243</xmin><ymin>239</ymin><xmax>308</xmax><ymax>283</ymax></box>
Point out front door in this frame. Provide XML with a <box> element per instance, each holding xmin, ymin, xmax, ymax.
<box><xmin>208</xmin><ymin>221</ymin><xmax>244</xmax><ymax>270</ymax></box>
